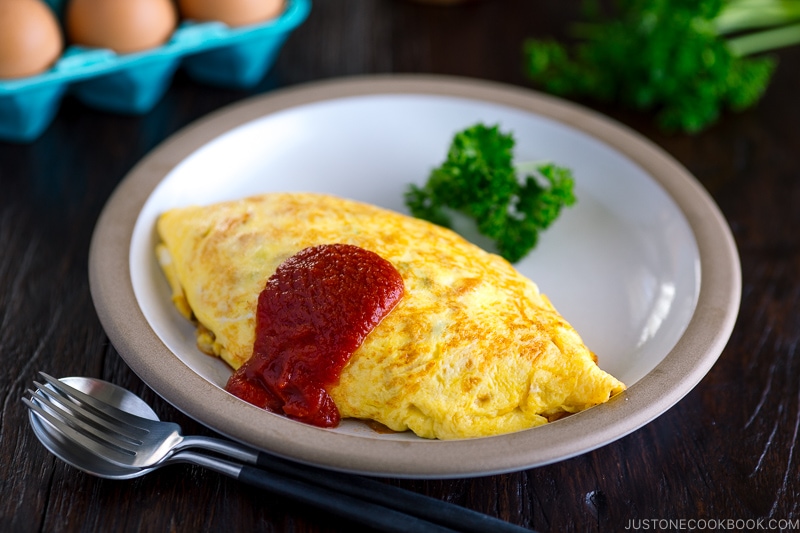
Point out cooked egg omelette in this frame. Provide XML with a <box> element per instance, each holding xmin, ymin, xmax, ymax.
<box><xmin>156</xmin><ymin>192</ymin><xmax>625</xmax><ymax>439</ymax></box>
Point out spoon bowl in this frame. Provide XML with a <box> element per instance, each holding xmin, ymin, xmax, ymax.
<box><xmin>28</xmin><ymin>377</ymin><xmax>163</xmax><ymax>479</ymax></box>
<box><xmin>25</xmin><ymin>374</ymin><xmax>532</xmax><ymax>533</ymax></box>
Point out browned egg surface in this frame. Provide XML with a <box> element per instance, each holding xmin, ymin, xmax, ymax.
<box><xmin>156</xmin><ymin>192</ymin><xmax>626</xmax><ymax>439</ymax></box>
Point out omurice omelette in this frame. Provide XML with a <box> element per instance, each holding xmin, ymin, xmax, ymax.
<box><xmin>155</xmin><ymin>192</ymin><xmax>625</xmax><ymax>439</ymax></box>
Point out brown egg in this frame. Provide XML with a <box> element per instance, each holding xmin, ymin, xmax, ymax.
<box><xmin>178</xmin><ymin>0</ymin><xmax>284</xmax><ymax>27</ymax></box>
<box><xmin>0</xmin><ymin>0</ymin><xmax>63</xmax><ymax>79</ymax></box>
<box><xmin>66</xmin><ymin>0</ymin><xmax>178</xmax><ymax>54</ymax></box>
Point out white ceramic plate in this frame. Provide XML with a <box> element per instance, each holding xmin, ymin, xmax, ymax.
<box><xmin>89</xmin><ymin>75</ymin><xmax>740</xmax><ymax>478</ymax></box>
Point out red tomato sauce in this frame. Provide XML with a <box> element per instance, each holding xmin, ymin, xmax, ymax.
<box><xmin>225</xmin><ymin>244</ymin><xmax>405</xmax><ymax>427</ymax></box>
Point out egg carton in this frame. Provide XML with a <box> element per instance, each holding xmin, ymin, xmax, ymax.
<box><xmin>0</xmin><ymin>0</ymin><xmax>310</xmax><ymax>143</ymax></box>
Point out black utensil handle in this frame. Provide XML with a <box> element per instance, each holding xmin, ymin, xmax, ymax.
<box><xmin>255</xmin><ymin>452</ymin><xmax>533</xmax><ymax>533</ymax></box>
<box><xmin>238</xmin><ymin>464</ymin><xmax>456</xmax><ymax>533</ymax></box>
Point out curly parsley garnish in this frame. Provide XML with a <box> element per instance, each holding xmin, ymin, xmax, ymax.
<box><xmin>405</xmin><ymin>123</ymin><xmax>576</xmax><ymax>263</ymax></box>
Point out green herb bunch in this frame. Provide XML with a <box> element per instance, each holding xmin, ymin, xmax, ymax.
<box><xmin>405</xmin><ymin>123</ymin><xmax>576</xmax><ymax>263</ymax></box>
<box><xmin>524</xmin><ymin>0</ymin><xmax>800</xmax><ymax>133</ymax></box>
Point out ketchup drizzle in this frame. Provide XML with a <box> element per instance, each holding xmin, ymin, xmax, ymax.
<box><xmin>225</xmin><ymin>244</ymin><xmax>404</xmax><ymax>427</ymax></box>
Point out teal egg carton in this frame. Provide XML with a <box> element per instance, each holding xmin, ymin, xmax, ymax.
<box><xmin>0</xmin><ymin>0</ymin><xmax>310</xmax><ymax>143</ymax></box>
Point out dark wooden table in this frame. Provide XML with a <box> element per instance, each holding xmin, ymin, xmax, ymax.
<box><xmin>2</xmin><ymin>1</ymin><xmax>799</xmax><ymax>531</ymax></box>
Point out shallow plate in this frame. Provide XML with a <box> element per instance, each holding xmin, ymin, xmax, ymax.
<box><xmin>89</xmin><ymin>75</ymin><xmax>740</xmax><ymax>478</ymax></box>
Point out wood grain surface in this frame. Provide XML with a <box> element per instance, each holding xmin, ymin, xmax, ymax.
<box><xmin>1</xmin><ymin>1</ymin><xmax>798</xmax><ymax>531</ymax></box>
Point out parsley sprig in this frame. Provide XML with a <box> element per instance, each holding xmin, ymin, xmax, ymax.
<box><xmin>524</xmin><ymin>0</ymin><xmax>800</xmax><ymax>133</ymax></box>
<box><xmin>405</xmin><ymin>123</ymin><xmax>576</xmax><ymax>263</ymax></box>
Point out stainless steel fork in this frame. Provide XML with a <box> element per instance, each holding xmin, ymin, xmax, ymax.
<box><xmin>23</xmin><ymin>372</ymin><xmax>533</xmax><ymax>533</ymax></box>
<box><xmin>25</xmin><ymin>372</ymin><xmax>258</xmax><ymax>468</ymax></box>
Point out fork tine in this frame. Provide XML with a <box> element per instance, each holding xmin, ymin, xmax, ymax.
<box><xmin>31</xmin><ymin>374</ymin><xmax>186</xmax><ymax>470</ymax></box>
<box><xmin>23</xmin><ymin>394</ymin><xmax>138</xmax><ymax>466</ymax></box>
<box><xmin>37</xmin><ymin>372</ymin><xmax>158</xmax><ymax>431</ymax></box>
<box><xmin>32</xmin><ymin>383</ymin><xmax>147</xmax><ymax>444</ymax></box>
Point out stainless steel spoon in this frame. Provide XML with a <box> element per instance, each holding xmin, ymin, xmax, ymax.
<box><xmin>28</xmin><ymin>373</ymin><xmax>263</xmax><ymax>471</ymax></box>
<box><xmin>26</xmin><ymin>376</ymin><xmax>458</xmax><ymax>532</ymax></box>
<box><xmin>25</xmin><ymin>375</ymin><xmax>532</xmax><ymax>533</ymax></box>
<box><xmin>29</xmin><ymin>376</ymin><xmax>175</xmax><ymax>480</ymax></box>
